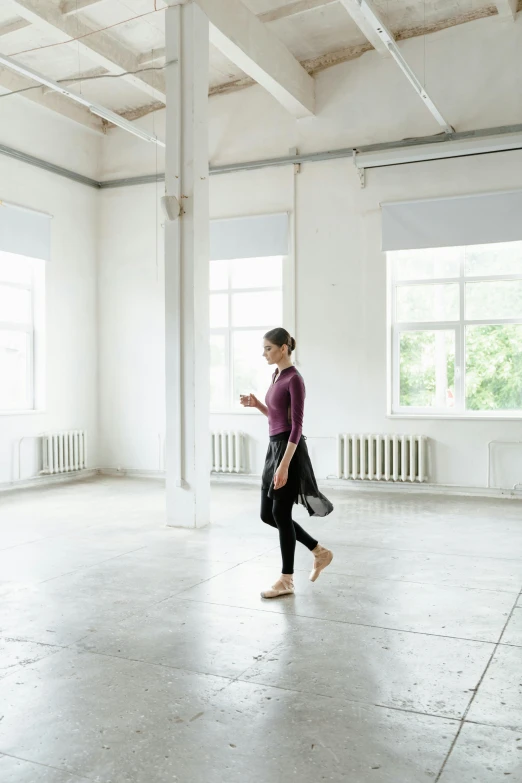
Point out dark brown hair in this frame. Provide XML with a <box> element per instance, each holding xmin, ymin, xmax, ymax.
<box><xmin>264</xmin><ymin>327</ymin><xmax>296</xmax><ymax>354</ymax></box>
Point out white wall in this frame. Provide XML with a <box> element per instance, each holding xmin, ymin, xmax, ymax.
<box><xmin>97</xmin><ymin>181</ymin><xmax>165</xmax><ymax>472</ymax></box>
<box><xmin>0</xmin><ymin>98</ymin><xmax>100</xmax><ymax>484</ymax></box>
<box><xmin>97</xmin><ymin>14</ymin><xmax>522</xmax><ymax>489</ymax></box>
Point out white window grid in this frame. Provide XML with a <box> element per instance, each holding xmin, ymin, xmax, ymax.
<box><xmin>389</xmin><ymin>253</ymin><xmax>522</xmax><ymax>417</ymax></box>
<box><xmin>0</xmin><ymin>271</ymin><xmax>35</xmax><ymax>411</ymax></box>
<box><xmin>210</xmin><ymin>258</ymin><xmax>285</xmax><ymax>413</ymax></box>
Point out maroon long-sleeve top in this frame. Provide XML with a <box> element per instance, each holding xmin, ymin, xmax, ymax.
<box><xmin>265</xmin><ymin>366</ymin><xmax>305</xmax><ymax>444</ymax></box>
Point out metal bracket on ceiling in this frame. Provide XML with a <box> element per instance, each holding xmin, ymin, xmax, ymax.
<box><xmin>353</xmin><ymin>149</ymin><xmax>365</xmax><ymax>188</ymax></box>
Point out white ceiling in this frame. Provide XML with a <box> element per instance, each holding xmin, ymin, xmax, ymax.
<box><xmin>0</xmin><ymin>0</ymin><xmax>506</xmax><ymax>129</ymax></box>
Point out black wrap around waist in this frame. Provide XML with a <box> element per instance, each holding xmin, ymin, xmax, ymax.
<box><xmin>262</xmin><ymin>431</ymin><xmax>334</xmax><ymax>518</ymax></box>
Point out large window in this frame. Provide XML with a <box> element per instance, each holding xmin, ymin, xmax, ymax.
<box><xmin>0</xmin><ymin>252</ymin><xmax>44</xmax><ymax>412</ymax></box>
<box><xmin>210</xmin><ymin>256</ymin><xmax>284</xmax><ymax>411</ymax></box>
<box><xmin>389</xmin><ymin>241</ymin><xmax>522</xmax><ymax>416</ymax></box>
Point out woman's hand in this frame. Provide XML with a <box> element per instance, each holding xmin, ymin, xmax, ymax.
<box><xmin>239</xmin><ymin>393</ymin><xmax>259</xmax><ymax>409</ymax></box>
<box><xmin>273</xmin><ymin>463</ymin><xmax>289</xmax><ymax>490</ymax></box>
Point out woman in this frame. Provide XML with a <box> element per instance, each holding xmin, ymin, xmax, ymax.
<box><xmin>240</xmin><ymin>327</ymin><xmax>334</xmax><ymax>599</ymax></box>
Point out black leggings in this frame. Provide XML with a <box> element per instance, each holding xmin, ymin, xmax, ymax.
<box><xmin>260</xmin><ymin>488</ymin><xmax>318</xmax><ymax>575</ymax></box>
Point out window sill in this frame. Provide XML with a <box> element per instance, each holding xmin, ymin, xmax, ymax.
<box><xmin>388</xmin><ymin>413</ymin><xmax>522</xmax><ymax>421</ymax></box>
<box><xmin>0</xmin><ymin>409</ymin><xmax>45</xmax><ymax>417</ymax></box>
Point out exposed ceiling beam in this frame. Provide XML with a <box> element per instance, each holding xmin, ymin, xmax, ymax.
<box><xmin>119</xmin><ymin>100</ymin><xmax>165</xmax><ymax>122</ymax></box>
<box><xmin>302</xmin><ymin>40</ymin><xmax>372</xmax><ymax>74</ymax></box>
<box><xmin>6</xmin><ymin>0</ymin><xmax>166</xmax><ymax>102</ymax></box>
<box><xmin>210</xmin><ymin>6</ymin><xmax>498</xmax><ymax>100</ymax></box>
<box><xmin>258</xmin><ymin>0</ymin><xmax>337</xmax><ymax>24</ymax></box>
<box><xmin>138</xmin><ymin>47</ymin><xmax>166</xmax><ymax>66</ymax></box>
<box><xmin>338</xmin><ymin>0</ymin><xmax>453</xmax><ymax>133</ymax></box>
<box><xmin>495</xmin><ymin>0</ymin><xmax>518</xmax><ymax>18</ymax></box>
<box><xmin>60</xmin><ymin>0</ymin><xmax>108</xmax><ymax>16</ymax></box>
<box><xmin>209</xmin><ymin>40</ymin><xmax>373</xmax><ymax>97</ymax></box>
<box><xmin>0</xmin><ymin>67</ymin><xmax>104</xmax><ymax>132</ymax></box>
<box><xmin>394</xmin><ymin>6</ymin><xmax>497</xmax><ymax>41</ymax></box>
<box><xmin>193</xmin><ymin>0</ymin><xmax>315</xmax><ymax>117</ymax></box>
<box><xmin>0</xmin><ymin>17</ymin><xmax>31</xmax><ymax>37</ymax></box>
<box><xmin>42</xmin><ymin>65</ymin><xmax>109</xmax><ymax>94</ymax></box>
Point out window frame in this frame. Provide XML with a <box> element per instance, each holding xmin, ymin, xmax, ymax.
<box><xmin>388</xmin><ymin>248</ymin><xmax>522</xmax><ymax>419</ymax></box>
<box><xmin>0</xmin><ymin>254</ymin><xmax>45</xmax><ymax>415</ymax></box>
<box><xmin>210</xmin><ymin>254</ymin><xmax>291</xmax><ymax>414</ymax></box>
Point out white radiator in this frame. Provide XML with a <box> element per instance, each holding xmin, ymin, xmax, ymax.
<box><xmin>337</xmin><ymin>434</ymin><xmax>427</xmax><ymax>483</ymax></box>
<box><xmin>41</xmin><ymin>431</ymin><xmax>87</xmax><ymax>475</ymax></box>
<box><xmin>211</xmin><ymin>431</ymin><xmax>245</xmax><ymax>473</ymax></box>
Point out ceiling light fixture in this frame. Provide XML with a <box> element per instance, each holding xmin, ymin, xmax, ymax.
<box><xmin>355</xmin><ymin>0</ymin><xmax>454</xmax><ymax>134</ymax></box>
<box><xmin>88</xmin><ymin>105</ymin><xmax>165</xmax><ymax>146</ymax></box>
<box><xmin>0</xmin><ymin>52</ymin><xmax>165</xmax><ymax>147</ymax></box>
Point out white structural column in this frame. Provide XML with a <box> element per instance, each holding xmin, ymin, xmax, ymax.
<box><xmin>164</xmin><ymin>1</ymin><xmax>211</xmax><ymax>528</ymax></box>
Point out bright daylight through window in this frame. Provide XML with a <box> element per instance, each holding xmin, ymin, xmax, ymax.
<box><xmin>0</xmin><ymin>251</ymin><xmax>43</xmax><ymax>412</ymax></box>
<box><xmin>210</xmin><ymin>256</ymin><xmax>283</xmax><ymax>411</ymax></box>
<box><xmin>389</xmin><ymin>241</ymin><xmax>522</xmax><ymax>416</ymax></box>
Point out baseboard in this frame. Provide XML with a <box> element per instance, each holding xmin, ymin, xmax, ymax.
<box><xmin>99</xmin><ymin>469</ymin><xmax>261</xmax><ymax>486</ymax></box>
<box><xmin>100</xmin><ymin>470</ymin><xmax>260</xmax><ymax>486</ymax></box>
<box><xmin>211</xmin><ymin>472</ymin><xmax>261</xmax><ymax>486</ymax></box>
<box><xmin>98</xmin><ymin>468</ymin><xmax>166</xmax><ymax>481</ymax></box>
<box><xmin>0</xmin><ymin>469</ymin><xmax>98</xmax><ymax>494</ymax></box>
<box><xmin>321</xmin><ymin>477</ymin><xmax>522</xmax><ymax>499</ymax></box>
<box><xmin>5</xmin><ymin>467</ymin><xmax>521</xmax><ymax>501</ymax></box>
<box><xmin>209</xmin><ymin>472</ymin><xmax>522</xmax><ymax>500</ymax></box>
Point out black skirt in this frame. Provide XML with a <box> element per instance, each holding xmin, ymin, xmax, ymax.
<box><xmin>261</xmin><ymin>431</ymin><xmax>334</xmax><ymax>518</ymax></box>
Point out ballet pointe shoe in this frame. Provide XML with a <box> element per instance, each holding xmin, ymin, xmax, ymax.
<box><xmin>310</xmin><ymin>544</ymin><xmax>333</xmax><ymax>582</ymax></box>
<box><xmin>261</xmin><ymin>574</ymin><xmax>295</xmax><ymax>599</ymax></box>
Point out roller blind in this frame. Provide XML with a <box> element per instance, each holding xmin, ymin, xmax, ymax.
<box><xmin>0</xmin><ymin>201</ymin><xmax>51</xmax><ymax>261</ymax></box>
<box><xmin>210</xmin><ymin>213</ymin><xmax>288</xmax><ymax>261</ymax></box>
<box><xmin>381</xmin><ymin>189</ymin><xmax>522</xmax><ymax>252</ymax></box>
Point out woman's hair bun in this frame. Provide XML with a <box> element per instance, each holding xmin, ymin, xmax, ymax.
<box><xmin>263</xmin><ymin>327</ymin><xmax>296</xmax><ymax>354</ymax></box>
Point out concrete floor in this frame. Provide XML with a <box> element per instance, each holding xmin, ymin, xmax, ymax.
<box><xmin>0</xmin><ymin>477</ymin><xmax>521</xmax><ymax>783</ymax></box>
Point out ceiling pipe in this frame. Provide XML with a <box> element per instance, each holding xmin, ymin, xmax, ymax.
<box><xmin>1</xmin><ymin>124</ymin><xmax>522</xmax><ymax>190</ymax></box>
